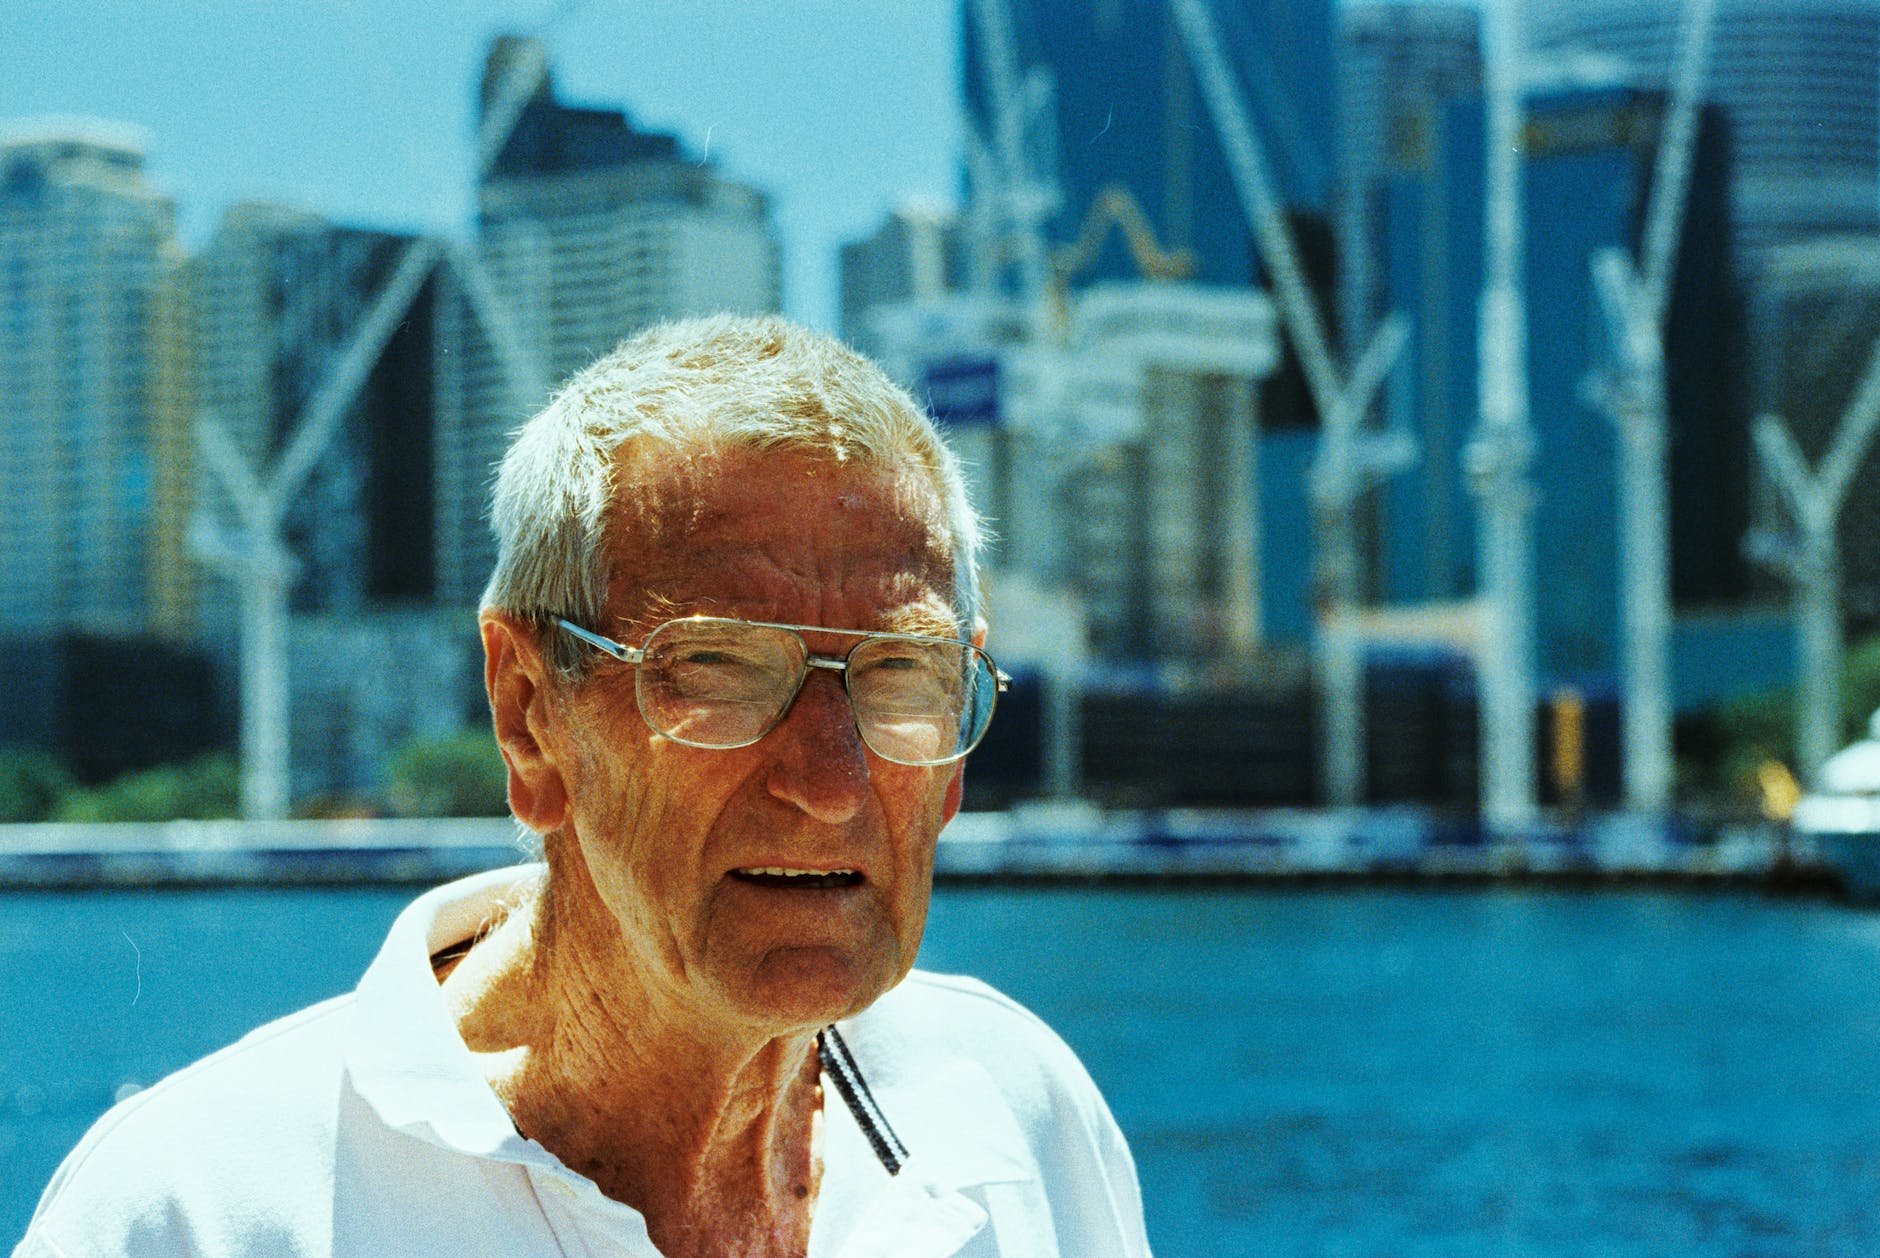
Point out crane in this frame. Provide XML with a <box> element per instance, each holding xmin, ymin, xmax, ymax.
<box><xmin>1169</xmin><ymin>0</ymin><xmax>1413</xmax><ymax>808</ymax></box>
<box><xmin>1050</xmin><ymin>183</ymin><xmax>1197</xmax><ymax>293</ymax></box>
<box><xmin>966</xmin><ymin>0</ymin><xmax>1062</xmax><ymax>317</ymax></box>
<box><xmin>1584</xmin><ymin>0</ymin><xmax>1718</xmax><ymax>817</ymax></box>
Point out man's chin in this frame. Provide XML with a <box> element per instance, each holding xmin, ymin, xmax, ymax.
<box><xmin>731</xmin><ymin>945</ymin><xmax>899</xmax><ymax>1030</ymax></box>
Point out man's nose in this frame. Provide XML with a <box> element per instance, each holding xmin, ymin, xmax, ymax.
<box><xmin>764</xmin><ymin>672</ymin><xmax>869</xmax><ymax>823</ymax></box>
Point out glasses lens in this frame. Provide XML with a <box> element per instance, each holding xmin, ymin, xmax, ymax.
<box><xmin>637</xmin><ymin>620</ymin><xmax>805</xmax><ymax>748</ymax></box>
<box><xmin>846</xmin><ymin>636</ymin><xmax>997</xmax><ymax>765</ymax></box>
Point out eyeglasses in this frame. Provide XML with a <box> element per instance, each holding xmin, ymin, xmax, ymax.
<box><xmin>554</xmin><ymin>616</ymin><xmax>1010</xmax><ymax>767</ymax></box>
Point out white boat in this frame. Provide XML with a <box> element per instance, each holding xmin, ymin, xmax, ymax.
<box><xmin>1792</xmin><ymin>711</ymin><xmax>1880</xmax><ymax>900</ymax></box>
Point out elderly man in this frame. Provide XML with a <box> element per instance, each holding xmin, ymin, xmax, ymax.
<box><xmin>18</xmin><ymin>316</ymin><xmax>1149</xmax><ymax>1256</ymax></box>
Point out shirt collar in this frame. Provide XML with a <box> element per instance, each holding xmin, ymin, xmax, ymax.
<box><xmin>835</xmin><ymin>989</ymin><xmax>1041</xmax><ymax>1192</ymax></box>
<box><xmin>344</xmin><ymin>863</ymin><xmax>552</xmax><ymax>1164</ymax></box>
<box><xmin>820</xmin><ymin>998</ymin><xmax>1042</xmax><ymax>1256</ymax></box>
<box><xmin>342</xmin><ymin>863</ymin><xmax>1040</xmax><ymax>1240</ymax></box>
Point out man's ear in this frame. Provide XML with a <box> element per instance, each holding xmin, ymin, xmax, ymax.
<box><xmin>480</xmin><ymin>610</ymin><xmax>569</xmax><ymax>834</ymax></box>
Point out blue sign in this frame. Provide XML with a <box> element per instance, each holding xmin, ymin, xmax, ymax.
<box><xmin>921</xmin><ymin>357</ymin><xmax>1001</xmax><ymax>428</ymax></box>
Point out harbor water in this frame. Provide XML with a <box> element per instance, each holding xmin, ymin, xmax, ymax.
<box><xmin>7</xmin><ymin>881</ymin><xmax>1880</xmax><ymax>1254</ymax></box>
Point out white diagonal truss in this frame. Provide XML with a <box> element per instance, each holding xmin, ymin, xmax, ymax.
<box><xmin>475</xmin><ymin>38</ymin><xmax>548</xmax><ymax>181</ymax></box>
<box><xmin>1752</xmin><ymin>327</ymin><xmax>1880</xmax><ymax>786</ymax></box>
<box><xmin>193</xmin><ymin>22</ymin><xmax>566</xmax><ymax>821</ymax></box>
<box><xmin>193</xmin><ymin>237</ymin><xmax>443</xmax><ymax>820</ymax></box>
<box><xmin>968</xmin><ymin>0</ymin><xmax>1061</xmax><ymax>312</ymax></box>
<box><xmin>1170</xmin><ymin>0</ymin><xmax>1414</xmax><ymax>807</ymax></box>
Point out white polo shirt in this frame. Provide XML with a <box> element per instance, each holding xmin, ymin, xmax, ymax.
<box><xmin>16</xmin><ymin>866</ymin><xmax>1152</xmax><ymax>1257</ymax></box>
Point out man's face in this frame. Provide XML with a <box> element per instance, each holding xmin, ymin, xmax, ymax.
<box><xmin>546</xmin><ymin>445</ymin><xmax>967</xmax><ymax>1037</ymax></box>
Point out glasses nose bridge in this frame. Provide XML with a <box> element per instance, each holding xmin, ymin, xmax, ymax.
<box><xmin>773</xmin><ymin>648</ymin><xmax>859</xmax><ymax>729</ymax></box>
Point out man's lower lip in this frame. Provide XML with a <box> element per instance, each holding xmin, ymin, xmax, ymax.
<box><xmin>729</xmin><ymin>871</ymin><xmax>865</xmax><ymax>890</ymax></box>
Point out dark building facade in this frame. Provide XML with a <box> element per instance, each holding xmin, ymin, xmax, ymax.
<box><xmin>195</xmin><ymin>205</ymin><xmax>441</xmax><ymax>615</ymax></box>
<box><xmin>0</xmin><ymin>630</ymin><xmax>228</xmax><ymax>784</ymax></box>
<box><xmin>960</xmin><ymin>0</ymin><xmax>1337</xmax><ymax>433</ymax></box>
<box><xmin>1377</xmin><ymin>84</ymin><xmax>1747</xmax><ymax>688</ymax></box>
<box><xmin>960</xmin><ymin>0</ymin><xmax>1336</xmax><ymax>290</ymax></box>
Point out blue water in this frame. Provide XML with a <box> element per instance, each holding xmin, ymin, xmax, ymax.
<box><xmin>7</xmin><ymin>883</ymin><xmax>1880</xmax><ymax>1254</ymax></box>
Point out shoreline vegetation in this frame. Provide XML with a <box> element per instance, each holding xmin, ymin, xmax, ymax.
<box><xmin>0</xmin><ymin>809</ymin><xmax>1849</xmax><ymax>898</ymax></box>
<box><xmin>15</xmin><ymin>632</ymin><xmax>1880</xmax><ymax>827</ymax></box>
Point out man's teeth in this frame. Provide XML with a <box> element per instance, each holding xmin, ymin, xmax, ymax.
<box><xmin>733</xmin><ymin>866</ymin><xmax>862</xmax><ymax>888</ymax></box>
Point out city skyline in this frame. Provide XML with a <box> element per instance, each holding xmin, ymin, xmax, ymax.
<box><xmin>0</xmin><ymin>0</ymin><xmax>962</xmax><ymax>332</ymax></box>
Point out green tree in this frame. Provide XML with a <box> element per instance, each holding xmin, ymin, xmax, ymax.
<box><xmin>385</xmin><ymin>730</ymin><xmax>509</xmax><ymax>818</ymax></box>
<box><xmin>1840</xmin><ymin>635</ymin><xmax>1880</xmax><ymax>741</ymax></box>
<box><xmin>0</xmin><ymin>747</ymin><xmax>77</xmax><ymax>823</ymax></box>
<box><xmin>53</xmin><ymin>755</ymin><xmax>240</xmax><ymax>823</ymax></box>
<box><xmin>1704</xmin><ymin>687</ymin><xmax>1793</xmax><ymax>803</ymax></box>
<box><xmin>1697</xmin><ymin>632</ymin><xmax>1880</xmax><ymax>806</ymax></box>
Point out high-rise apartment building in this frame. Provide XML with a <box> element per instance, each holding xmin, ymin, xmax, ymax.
<box><xmin>0</xmin><ymin>121</ymin><xmax>182</xmax><ymax>634</ymax></box>
<box><xmin>434</xmin><ymin>37</ymin><xmax>782</xmax><ymax>605</ymax></box>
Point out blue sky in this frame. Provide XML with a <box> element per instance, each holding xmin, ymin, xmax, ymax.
<box><xmin>0</xmin><ymin>1</ymin><xmax>964</xmax><ymax>330</ymax></box>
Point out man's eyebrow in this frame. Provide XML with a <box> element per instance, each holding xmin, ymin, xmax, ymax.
<box><xmin>879</xmin><ymin>606</ymin><xmax>963</xmax><ymax>638</ymax></box>
<box><xmin>604</xmin><ymin>592</ymin><xmax>695</xmax><ymax>637</ymax></box>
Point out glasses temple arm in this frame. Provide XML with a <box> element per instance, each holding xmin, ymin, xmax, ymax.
<box><xmin>554</xmin><ymin>618</ymin><xmax>643</xmax><ymax>664</ymax></box>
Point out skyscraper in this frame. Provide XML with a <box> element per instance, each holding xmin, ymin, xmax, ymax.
<box><xmin>1377</xmin><ymin>84</ymin><xmax>1744</xmax><ymax>686</ymax></box>
<box><xmin>0</xmin><ymin>121</ymin><xmax>181</xmax><ymax>634</ymax></box>
<box><xmin>1528</xmin><ymin>0</ymin><xmax>1880</xmax><ymax>266</ymax></box>
<box><xmin>1531</xmin><ymin>0</ymin><xmax>1880</xmax><ymax>670</ymax></box>
<box><xmin>960</xmin><ymin>0</ymin><xmax>1336</xmax><ymax>293</ymax></box>
<box><xmin>1336</xmin><ymin>2</ymin><xmax>1481</xmax><ymax>352</ymax></box>
<box><xmin>434</xmin><ymin>37</ymin><xmax>783</xmax><ymax>605</ymax></box>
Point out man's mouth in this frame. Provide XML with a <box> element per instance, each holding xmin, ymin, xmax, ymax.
<box><xmin>731</xmin><ymin>867</ymin><xmax>864</xmax><ymax>890</ymax></box>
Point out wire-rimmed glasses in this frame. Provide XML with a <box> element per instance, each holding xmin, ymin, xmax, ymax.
<box><xmin>555</xmin><ymin>616</ymin><xmax>1009</xmax><ymax>767</ymax></box>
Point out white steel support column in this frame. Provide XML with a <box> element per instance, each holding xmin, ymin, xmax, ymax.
<box><xmin>237</xmin><ymin>553</ymin><xmax>292</xmax><ymax>822</ymax></box>
<box><xmin>1797</xmin><ymin>526</ymin><xmax>1843</xmax><ymax>783</ymax></box>
<box><xmin>1316</xmin><ymin>471</ymin><xmax>1366</xmax><ymax>805</ymax></box>
<box><xmin>1468</xmin><ymin>0</ymin><xmax>1538</xmax><ymax>834</ymax></box>
<box><xmin>1593</xmin><ymin>246</ymin><xmax>1677</xmax><ymax>814</ymax></box>
<box><xmin>1751</xmin><ymin>358</ymin><xmax>1880</xmax><ymax>788</ymax></box>
<box><xmin>192</xmin><ymin>238</ymin><xmax>441</xmax><ymax>820</ymax></box>
<box><xmin>1587</xmin><ymin>0</ymin><xmax>1716</xmax><ymax>816</ymax></box>
<box><xmin>1617</xmin><ymin>380</ymin><xmax>1674</xmax><ymax>807</ymax></box>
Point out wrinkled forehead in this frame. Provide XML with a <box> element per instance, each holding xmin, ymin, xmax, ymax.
<box><xmin>601</xmin><ymin>440</ymin><xmax>958</xmax><ymax>629</ymax></box>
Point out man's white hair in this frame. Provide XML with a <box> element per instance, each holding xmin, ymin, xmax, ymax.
<box><xmin>482</xmin><ymin>314</ymin><xmax>984</xmax><ymax>675</ymax></box>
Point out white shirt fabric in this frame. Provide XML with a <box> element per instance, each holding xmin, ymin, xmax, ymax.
<box><xmin>15</xmin><ymin>865</ymin><xmax>1152</xmax><ymax>1257</ymax></box>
